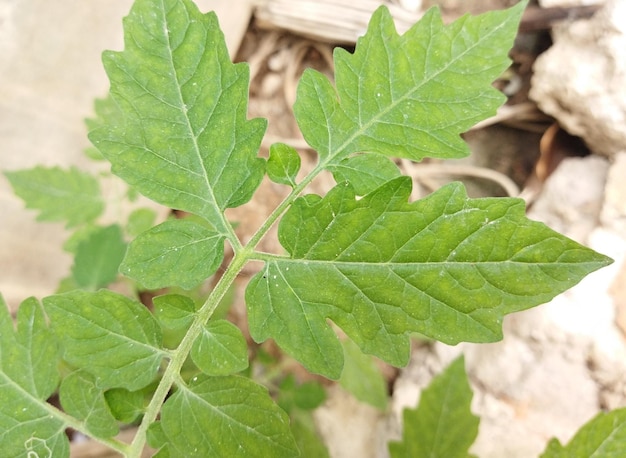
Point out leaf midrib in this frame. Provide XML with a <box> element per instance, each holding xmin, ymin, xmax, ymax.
<box><xmin>323</xmin><ymin>11</ymin><xmax>514</xmax><ymax>166</ymax></box>
<box><xmin>160</xmin><ymin>0</ymin><xmax>229</xmax><ymax>235</ymax></box>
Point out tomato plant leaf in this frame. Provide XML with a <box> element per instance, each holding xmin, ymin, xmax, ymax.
<box><xmin>0</xmin><ymin>296</ymin><xmax>68</xmax><ymax>456</ymax></box>
<box><xmin>339</xmin><ymin>339</ymin><xmax>388</xmax><ymax>409</ymax></box>
<box><xmin>540</xmin><ymin>408</ymin><xmax>626</xmax><ymax>458</ymax></box>
<box><xmin>159</xmin><ymin>375</ymin><xmax>298</xmax><ymax>456</ymax></box>
<box><xmin>329</xmin><ymin>153</ymin><xmax>401</xmax><ymax>196</ymax></box>
<box><xmin>153</xmin><ymin>293</ymin><xmax>196</xmax><ymax>330</ymax></box>
<box><xmin>294</xmin><ymin>3</ymin><xmax>525</xmax><ymax>162</ymax></box>
<box><xmin>126</xmin><ymin>207</ymin><xmax>158</xmax><ymax>238</ymax></box>
<box><xmin>72</xmin><ymin>224</ymin><xmax>127</xmax><ymax>290</ymax></box>
<box><xmin>389</xmin><ymin>356</ymin><xmax>478</xmax><ymax>458</ymax></box>
<box><xmin>88</xmin><ymin>0</ymin><xmax>266</xmax><ymax>234</ymax></box>
<box><xmin>120</xmin><ymin>219</ymin><xmax>225</xmax><ymax>289</ymax></box>
<box><xmin>43</xmin><ymin>290</ymin><xmax>164</xmax><ymax>391</ymax></box>
<box><xmin>268</xmin><ymin>143</ymin><xmax>301</xmax><ymax>187</ymax></box>
<box><xmin>59</xmin><ymin>370</ymin><xmax>119</xmax><ymax>438</ymax></box>
<box><xmin>105</xmin><ymin>387</ymin><xmax>145</xmax><ymax>423</ymax></box>
<box><xmin>4</xmin><ymin>166</ymin><xmax>103</xmax><ymax>228</ymax></box>
<box><xmin>247</xmin><ymin>178</ymin><xmax>612</xmax><ymax>378</ymax></box>
<box><xmin>190</xmin><ymin>319</ymin><xmax>249</xmax><ymax>376</ymax></box>
<box><xmin>290</xmin><ymin>411</ymin><xmax>330</xmax><ymax>458</ymax></box>
<box><xmin>277</xmin><ymin>375</ymin><xmax>326</xmax><ymax>413</ymax></box>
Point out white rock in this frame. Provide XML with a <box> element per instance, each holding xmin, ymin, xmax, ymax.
<box><xmin>601</xmin><ymin>151</ymin><xmax>626</xmax><ymax>234</ymax></box>
<box><xmin>530</xmin><ymin>0</ymin><xmax>626</xmax><ymax>157</ymax></box>
<box><xmin>528</xmin><ymin>156</ymin><xmax>609</xmax><ymax>243</ymax></box>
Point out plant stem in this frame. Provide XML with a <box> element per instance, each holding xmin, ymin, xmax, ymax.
<box><xmin>245</xmin><ymin>162</ymin><xmax>324</xmax><ymax>251</ymax></box>
<box><xmin>128</xmin><ymin>155</ymin><xmax>329</xmax><ymax>456</ymax></box>
<box><xmin>127</xmin><ymin>248</ymin><xmax>249</xmax><ymax>457</ymax></box>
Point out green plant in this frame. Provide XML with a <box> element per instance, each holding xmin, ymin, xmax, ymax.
<box><xmin>1</xmin><ymin>0</ymin><xmax>613</xmax><ymax>456</ymax></box>
<box><xmin>390</xmin><ymin>357</ymin><xmax>626</xmax><ymax>457</ymax></box>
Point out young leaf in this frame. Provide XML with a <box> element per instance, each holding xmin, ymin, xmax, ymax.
<box><xmin>339</xmin><ymin>339</ymin><xmax>388</xmax><ymax>410</ymax></box>
<box><xmin>153</xmin><ymin>293</ymin><xmax>196</xmax><ymax>330</ymax></box>
<box><xmin>5</xmin><ymin>166</ymin><xmax>103</xmax><ymax>228</ymax></box>
<box><xmin>329</xmin><ymin>153</ymin><xmax>401</xmax><ymax>196</ymax></box>
<box><xmin>290</xmin><ymin>410</ymin><xmax>330</xmax><ymax>458</ymax></box>
<box><xmin>59</xmin><ymin>370</ymin><xmax>119</xmax><ymax>438</ymax></box>
<box><xmin>388</xmin><ymin>356</ymin><xmax>478</xmax><ymax>458</ymax></box>
<box><xmin>540</xmin><ymin>408</ymin><xmax>626</xmax><ymax>457</ymax></box>
<box><xmin>105</xmin><ymin>387</ymin><xmax>145</xmax><ymax>423</ymax></box>
<box><xmin>277</xmin><ymin>375</ymin><xmax>326</xmax><ymax>413</ymax></box>
<box><xmin>43</xmin><ymin>290</ymin><xmax>164</xmax><ymax>391</ymax></box>
<box><xmin>294</xmin><ymin>2</ymin><xmax>525</xmax><ymax>162</ymax></box>
<box><xmin>159</xmin><ymin>374</ymin><xmax>299</xmax><ymax>456</ymax></box>
<box><xmin>120</xmin><ymin>219</ymin><xmax>225</xmax><ymax>289</ymax></box>
<box><xmin>88</xmin><ymin>0</ymin><xmax>266</xmax><ymax>234</ymax></box>
<box><xmin>126</xmin><ymin>207</ymin><xmax>158</xmax><ymax>238</ymax></box>
<box><xmin>246</xmin><ymin>178</ymin><xmax>612</xmax><ymax>378</ymax></box>
<box><xmin>72</xmin><ymin>224</ymin><xmax>127</xmax><ymax>290</ymax></box>
<box><xmin>268</xmin><ymin>143</ymin><xmax>301</xmax><ymax>187</ymax></box>
<box><xmin>0</xmin><ymin>296</ymin><xmax>68</xmax><ymax>456</ymax></box>
<box><xmin>190</xmin><ymin>319</ymin><xmax>249</xmax><ymax>376</ymax></box>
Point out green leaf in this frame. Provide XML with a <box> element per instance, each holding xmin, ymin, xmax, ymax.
<box><xmin>63</xmin><ymin>224</ymin><xmax>102</xmax><ymax>253</ymax></box>
<box><xmin>389</xmin><ymin>356</ymin><xmax>478</xmax><ymax>458</ymax></box>
<box><xmin>339</xmin><ymin>339</ymin><xmax>388</xmax><ymax>410</ymax></box>
<box><xmin>268</xmin><ymin>143</ymin><xmax>301</xmax><ymax>187</ymax></box>
<box><xmin>120</xmin><ymin>219</ymin><xmax>225</xmax><ymax>290</ymax></box>
<box><xmin>294</xmin><ymin>3</ymin><xmax>525</xmax><ymax>162</ymax></box>
<box><xmin>43</xmin><ymin>290</ymin><xmax>163</xmax><ymax>391</ymax></box>
<box><xmin>72</xmin><ymin>224</ymin><xmax>127</xmax><ymax>290</ymax></box>
<box><xmin>126</xmin><ymin>207</ymin><xmax>158</xmax><ymax>238</ymax></box>
<box><xmin>290</xmin><ymin>410</ymin><xmax>330</xmax><ymax>458</ymax></box>
<box><xmin>105</xmin><ymin>387</ymin><xmax>145</xmax><ymax>423</ymax></box>
<box><xmin>246</xmin><ymin>178</ymin><xmax>612</xmax><ymax>378</ymax></box>
<box><xmin>153</xmin><ymin>294</ymin><xmax>196</xmax><ymax>330</ymax></box>
<box><xmin>329</xmin><ymin>153</ymin><xmax>401</xmax><ymax>196</ymax></box>
<box><xmin>147</xmin><ymin>421</ymin><xmax>171</xmax><ymax>456</ymax></box>
<box><xmin>88</xmin><ymin>0</ymin><xmax>266</xmax><ymax>233</ymax></box>
<box><xmin>0</xmin><ymin>296</ymin><xmax>69</xmax><ymax>456</ymax></box>
<box><xmin>277</xmin><ymin>375</ymin><xmax>326</xmax><ymax>413</ymax></box>
<box><xmin>540</xmin><ymin>408</ymin><xmax>626</xmax><ymax>458</ymax></box>
<box><xmin>160</xmin><ymin>374</ymin><xmax>299</xmax><ymax>457</ymax></box>
<box><xmin>190</xmin><ymin>319</ymin><xmax>248</xmax><ymax>376</ymax></box>
<box><xmin>59</xmin><ymin>370</ymin><xmax>119</xmax><ymax>438</ymax></box>
<box><xmin>5</xmin><ymin>166</ymin><xmax>103</xmax><ymax>228</ymax></box>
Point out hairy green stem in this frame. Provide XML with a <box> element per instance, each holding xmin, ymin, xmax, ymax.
<box><xmin>127</xmin><ymin>248</ymin><xmax>249</xmax><ymax>456</ymax></box>
<box><xmin>127</xmin><ymin>153</ymin><xmax>330</xmax><ymax>456</ymax></box>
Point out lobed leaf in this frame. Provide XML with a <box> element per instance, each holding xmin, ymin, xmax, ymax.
<box><xmin>388</xmin><ymin>356</ymin><xmax>478</xmax><ymax>458</ymax></box>
<box><xmin>294</xmin><ymin>3</ymin><xmax>525</xmax><ymax>162</ymax></box>
<box><xmin>72</xmin><ymin>224</ymin><xmax>127</xmax><ymax>290</ymax></box>
<box><xmin>339</xmin><ymin>339</ymin><xmax>388</xmax><ymax>409</ymax></box>
<box><xmin>277</xmin><ymin>375</ymin><xmax>326</xmax><ymax>413</ymax></box>
<box><xmin>105</xmin><ymin>387</ymin><xmax>145</xmax><ymax>423</ymax></box>
<box><xmin>540</xmin><ymin>408</ymin><xmax>626</xmax><ymax>458</ymax></box>
<box><xmin>88</xmin><ymin>0</ymin><xmax>266</xmax><ymax>232</ymax></box>
<box><xmin>290</xmin><ymin>411</ymin><xmax>330</xmax><ymax>458</ymax></box>
<box><xmin>153</xmin><ymin>293</ymin><xmax>196</xmax><ymax>330</ymax></box>
<box><xmin>126</xmin><ymin>207</ymin><xmax>158</xmax><ymax>237</ymax></box>
<box><xmin>43</xmin><ymin>290</ymin><xmax>164</xmax><ymax>391</ymax></box>
<box><xmin>59</xmin><ymin>370</ymin><xmax>119</xmax><ymax>438</ymax></box>
<box><xmin>159</xmin><ymin>374</ymin><xmax>299</xmax><ymax>457</ymax></box>
<box><xmin>267</xmin><ymin>143</ymin><xmax>301</xmax><ymax>187</ymax></box>
<box><xmin>329</xmin><ymin>153</ymin><xmax>401</xmax><ymax>196</ymax></box>
<box><xmin>190</xmin><ymin>319</ymin><xmax>249</xmax><ymax>376</ymax></box>
<box><xmin>120</xmin><ymin>219</ymin><xmax>224</xmax><ymax>289</ymax></box>
<box><xmin>246</xmin><ymin>178</ymin><xmax>612</xmax><ymax>378</ymax></box>
<box><xmin>0</xmin><ymin>296</ymin><xmax>68</xmax><ymax>456</ymax></box>
<box><xmin>4</xmin><ymin>166</ymin><xmax>103</xmax><ymax>228</ymax></box>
